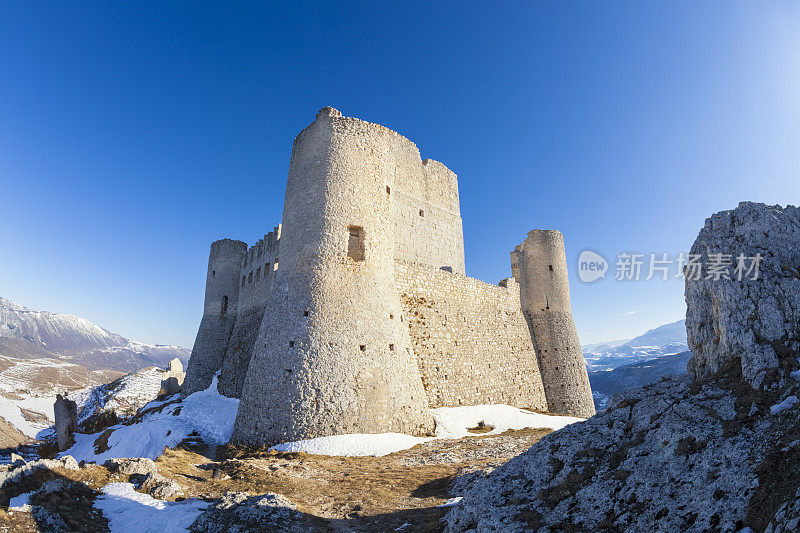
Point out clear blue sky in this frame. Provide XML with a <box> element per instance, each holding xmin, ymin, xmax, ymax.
<box><xmin>1</xmin><ymin>2</ymin><xmax>798</xmax><ymax>348</ymax></box>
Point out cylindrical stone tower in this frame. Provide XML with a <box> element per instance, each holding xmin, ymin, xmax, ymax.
<box><xmin>183</xmin><ymin>238</ymin><xmax>247</xmax><ymax>396</ymax></box>
<box><xmin>515</xmin><ymin>230</ymin><xmax>595</xmax><ymax>417</ymax></box>
<box><xmin>231</xmin><ymin>107</ymin><xmax>434</xmax><ymax>446</ymax></box>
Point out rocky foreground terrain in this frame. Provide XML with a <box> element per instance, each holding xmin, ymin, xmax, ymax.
<box><xmin>1</xmin><ymin>427</ymin><xmax>553</xmax><ymax>532</ymax></box>
<box><xmin>447</xmin><ymin>202</ymin><xmax>800</xmax><ymax>532</ymax></box>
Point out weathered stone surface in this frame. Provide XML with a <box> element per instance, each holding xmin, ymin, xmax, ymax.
<box><xmin>141</xmin><ymin>471</ymin><xmax>183</xmax><ymax>500</ymax></box>
<box><xmin>445</xmin><ymin>202</ymin><xmax>800</xmax><ymax>532</ymax></box>
<box><xmin>180</xmin><ymin>108</ymin><xmax>591</xmax><ymax>446</ymax></box>
<box><xmin>190</xmin><ymin>491</ymin><xmax>307</xmax><ymax>533</ymax></box>
<box><xmin>0</xmin><ymin>456</ymin><xmax>81</xmax><ymax>492</ymax></box>
<box><xmin>53</xmin><ymin>394</ymin><xmax>77</xmax><ymax>451</ymax></box>
<box><xmin>445</xmin><ymin>375</ymin><xmax>774</xmax><ymax>532</ymax></box>
<box><xmin>686</xmin><ymin>202</ymin><xmax>800</xmax><ymax>389</ymax></box>
<box><xmin>104</xmin><ymin>457</ymin><xmax>157</xmax><ymax>476</ymax></box>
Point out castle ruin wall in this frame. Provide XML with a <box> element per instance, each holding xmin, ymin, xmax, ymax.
<box><xmin>395</xmin><ymin>261</ymin><xmax>548</xmax><ymax>411</ymax></box>
<box><xmin>232</xmin><ymin>107</ymin><xmax>435</xmax><ymax>446</ymax></box>
<box><xmin>183</xmin><ymin>239</ymin><xmax>247</xmax><ymax>396</ymax></box>
<box><xmin>514</xmin><ymin>230</ymin><xmax>595</xmax><ymax>417</ymax></box>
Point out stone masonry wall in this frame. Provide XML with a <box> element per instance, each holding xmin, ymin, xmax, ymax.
<box><xmin>395</xmin><ymin>261</ymin><xmax>548</xmax><ymax>411</ymax></box>
<box><xmin>392</xmin><ymin>159</ymin><xmax>465</xmax><ymax>274</ymax></box>
<box><xmin>232</xmin><ymin>107</ymin><xmax>434</xmax><ymax>446</ymax></box>
<box><xmin>238</xmin><ymin>225</ymin><xmax>281</xmax><ymax>313</ymax></box>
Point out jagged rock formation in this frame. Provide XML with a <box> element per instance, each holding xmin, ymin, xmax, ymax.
<box><xmin>184</xmin><ymin>107</ymin><xmax>593</xmax><ymax>446</ymax></box>
<box><xmin>685</xmin><ymin>202</ymin><xmax>800</xmax><ymax>389</ymax></box>
<box><xmin>445</xmin><ymin>202</ymin><xmax>800</xmax><ymax>532</ymax></box>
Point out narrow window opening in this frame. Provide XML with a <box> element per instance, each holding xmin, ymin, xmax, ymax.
<box><xmin>419</xmin><ymin>209</ymin><xmax>424</xmax><ymax>217</ymax></box>
<box><xmin>303</xmin><ymin>310</ymin><xmax>309</xmax><ymax>317</ymax></box>
<box><xmin>347</xmin><ymin>225</ymin><xmax>365</xmax><ymax>261</ymax></box>
<box><xmin>241</xmin><ymin>276</ymin><xmax>246</xmax><ymax>287</ymax></box>
<box><xmin>386</xmin><ymin>185</ymin><xmax>391</xmax><ymax>195</ymax></box>
<box><xmin>359</xmin><ymin>345</ymin><xmax>366</xmax><ymax>352</ymax></box>
<box><xmin>220</xmin><ymin>295</ymin><xmax>228</xmax><ymax>315</ymax></box>
<box><xmin>212</xmin><ymin>270</ymin><xmax>216</xmax><ymax>278</ymax></box>
<box><xmin>389</xmin><ymin>344</ymin><xmax>394</xmax><ymax>351</ymax></box>
<box><xmin>248</xmin><ymin>272</ymin><xmax>253</xmax><ymax>284</ymax></box>
<box><xmin>389</xmin><ymin>313</ymin><xmax>394</xmax><ymax>319</ymax></box>
<box><xmin>255</xmin><ymin>267</ymin><xmax>261</xmax><ymax>282</ymax></box>
<box><xmin>289</xmin><ymin>341</ymin><xmax>295</xmax><ymax>347</ymax></box>
<box><xmin>548</xmin><ymin>264</ymin><xmax>553</xmax><ymax>272</ymax></box>
<box><xmin>265</xmin><ymin>262</ymin><xmax>270</xmax><ymax>274</ymax></box>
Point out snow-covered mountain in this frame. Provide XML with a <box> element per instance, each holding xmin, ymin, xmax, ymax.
<box><xmin>0</xmin><ymin>297</ymin><xmax>190</xmax><ymax>446</ymax></box>
<box><xmin>0</xmin><ymin>297</ymin><xmax>189</xmax><ymax>373</ymax></box>
<box><xmin>589</xmin><ymin>350</ymin><xmax>692</xmax><ymax>410</ymax></box>
<box><xmin>582</xmin><ymin>319</ymin><xmax>688</xmax><ymax>372</ymax></box>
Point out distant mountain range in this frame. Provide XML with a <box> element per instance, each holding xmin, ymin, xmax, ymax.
<box><xmin>0</xmin><ymin>297</ymin><xmax>189</xmax><ymax>373</ymax></box>
<box><xmin>0</xmin><ymin>297</ymin><xmax>189</xmax><ymax>447</ymax></box>
<box><xmin>589</xmin><ymin>351</ymin><xmax>692</xmax><ymax>411</ymax></box>
<box><xmin>583</xmin><ymin>319</ymin><xmax>688</xmax><ymax>372</ymax></box>
<box><xmin>583</xmin><ymin>319</ymin><xmax>691</xmax><ymax>411</ymax></box>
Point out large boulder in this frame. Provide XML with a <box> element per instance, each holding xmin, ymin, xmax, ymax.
<box><xmin>685</xmin><ymin>202</ymin><xmax>800</xmax><ymax>389</ymax></box>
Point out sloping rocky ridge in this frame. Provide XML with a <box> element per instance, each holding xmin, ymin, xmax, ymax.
<box><xmin>446</xmin><ymin>202</ymin><xmax>800</xmax><ymax>532</ymax></box>
<box><xmin>445</xmin><ymin>370</ymin><xmax>799</xmax><ymax>531</ymax></box>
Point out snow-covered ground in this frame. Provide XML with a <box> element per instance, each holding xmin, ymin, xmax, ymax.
<box><xmin>0</xmin><ymin>355</ymin><xmax>114</xmax><ymax>438</ymax></box>
<box><xmin>272</xmin><ymin>405</ymin><xmax>583</xmax><ymax>457</ymax></box>
<box><xmin>63</xmin><ymin>373</ymin><xmax>583</xmax><ymax>461</ymax></box>
<box><xmin>72</xmin><ymin>366</ymin><xmax>166</xmax><ymax>424</ymax></box>
<box><xmin>62</xmin><ymin>375</ymin><xmax>239</xmax><ymax>462</ymax></box>
<box><xmin>95</xmin><ymin>483</ymin><xmax>208</xmax><ymax>533</ymax></box>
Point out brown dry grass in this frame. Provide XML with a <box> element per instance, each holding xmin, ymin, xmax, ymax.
<box><xmin>155</xmin><ymin>428</ymin><xmax>551</xmax><ymax>532</ymax></box>
<box><xmin>1</xmin><ymin>428</ymin><xmax>551</xmax><ymax>532</ymax></box>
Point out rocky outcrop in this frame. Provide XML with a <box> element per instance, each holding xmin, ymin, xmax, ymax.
<box><xmin>189</xmin><ymin>492</ymin><xmax>311</xmax><ymax>532</ymax></box>
<box><xmin>685</xmin><ymin>202</ymin><xmax>800</xmax><ymax>389</ymax></box>
<box><xmin>103</xmin><ymin>457</ymin><xmax>158</xmax><ymax>476</ymax></box>
<box><xmin>53</xmin><ymin>394</ymin><xmax>77</xmax><ymax>451</ymax></box>
<box><xmin>445</xmin><ymin>374</ymin><xmax>778</xmax><ymax>531</ymax></box>
<box><xmin>446</xmin><ymin>202</ymin><xmax>800</xmax><ymax>532</ymax></box>
<box><xmin>141</xmin><ymin>471</ymin><xmax>184</xmax><ymax>500</ymax></box>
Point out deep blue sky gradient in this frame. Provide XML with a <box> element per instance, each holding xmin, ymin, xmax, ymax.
<box><xmin>1</xmin><ymin>2</ymin><xmax>798</xmax><ymax>347</ymax></box>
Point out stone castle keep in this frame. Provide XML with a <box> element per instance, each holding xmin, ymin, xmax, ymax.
<box><xmin>183</xmin><ymin>107</ymin><xmax>594</xmax><ymax>446</ymax></box>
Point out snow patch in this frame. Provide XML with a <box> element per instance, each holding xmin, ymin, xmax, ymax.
<box><xmin>95</xmin><ymin>482</ymin><xmax>207</xmax><ymax>533</ymax></box>
<box><xmin>770</xmin><ymin>396</ymin><xmax>798</xmax><ymax>415</ymax></box>
<box><xmin>437</xmin><ymin>496</ymin><xmax>463</xmax><ymax>508</ymax></box>
<box><xmin>61</xmin><ymin>375</ymin><xmax>238</xmax><ymax>462</ymax></box>
<box><xmin>270</xmin><ymin>404</ymin><xmax>583</xmax><ymax>457</ymax></box>
<box><xmin>271</xmin><ymin>433</ymin><xmax>432</xmax><ymax>457</ymax></box>
<box><xmin>431</xmin><ymin>404</ymin><xmax>583</xmax><ymax>439</ymax></box>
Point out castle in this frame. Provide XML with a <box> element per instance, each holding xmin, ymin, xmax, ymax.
<box><xmin>183</xmin><ymin>107</ymin><xmax>595</xmax><ymax>446</ymax></box>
